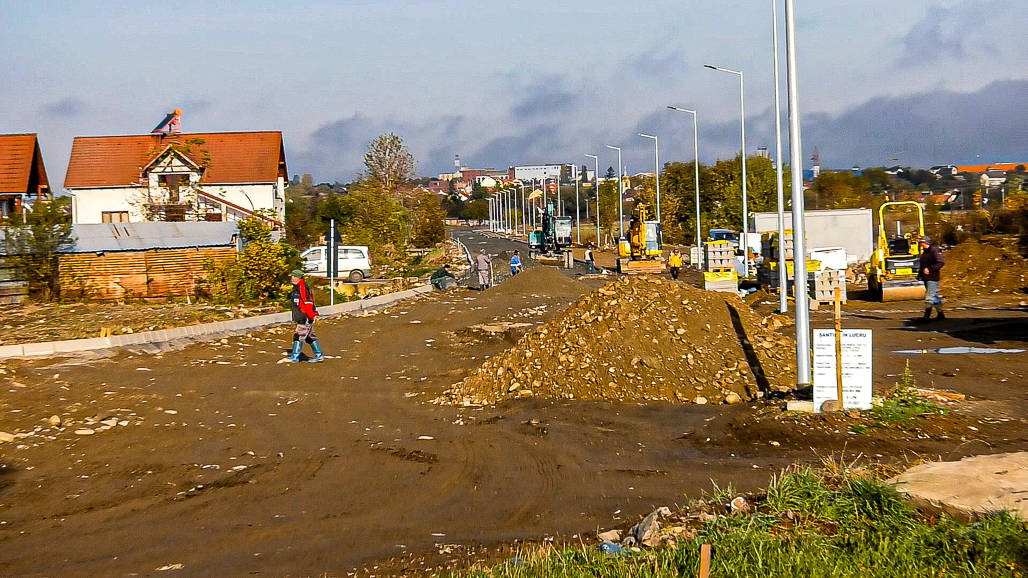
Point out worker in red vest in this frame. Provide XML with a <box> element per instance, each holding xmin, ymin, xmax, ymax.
<box><xmin>289</xmin><ymin>269</ymin><xmax>324</xmax><ymax>362</ymax></box>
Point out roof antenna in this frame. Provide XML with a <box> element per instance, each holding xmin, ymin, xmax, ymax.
<box><xmin>151</xmin><ymin>109</ymin><xmax>182</xmax><ymax>135</ymax></box>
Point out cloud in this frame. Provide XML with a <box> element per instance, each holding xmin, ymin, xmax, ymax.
<box><xmin>510</xmin><ymin>83</ymin><xmax>580</xmax><ymax>121</ymax></box>
<box><xmin>40</xmin><ymin>97</ymin><xmax>86</xmax><ymax>117</ymax></box>
<box><xmin>897</xmin><ymin>14</ymin><xmax>966</xmax><ymax>65</ymax></box>
<box><xmin>800</xmin><ymin>79</ymin><xmax>1028</xmax><ymax>168</ymax></box>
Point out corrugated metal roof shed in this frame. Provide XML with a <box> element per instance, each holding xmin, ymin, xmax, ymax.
<box><xmin>66</xmin><ymin>222</ymin><xmax>239</xmax><ymax>253</ymax></box>
<box><xmin>64</xmin><ymin>131</ymin><xmax>286</xmax><ymax>188</ymax></box>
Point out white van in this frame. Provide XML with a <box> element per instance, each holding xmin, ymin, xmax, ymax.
<box><xmin>300</xmin><ymin>245</ymin><xmax>372</xmax><ymax>282</ymax></box>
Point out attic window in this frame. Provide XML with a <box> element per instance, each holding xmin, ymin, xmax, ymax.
<box><xmin>158</xmin><ymin>174</ymin><xmax>190</xmax><ymax>187</ymax></box>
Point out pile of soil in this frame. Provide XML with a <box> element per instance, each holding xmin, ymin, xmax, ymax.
<box><xmin>942</xmin><ymin>239</ymin><xmax>1028</xmax><ymax>298</ymax></box>
<box><xmin>485</xmin><ymin>265</ymin><xmax>589</xmax><ymax>298</ymax></box>
<box><xmin>439</xmin><ymin>275</ymin><xmax>796</xmax><ymax>406</ymax></box>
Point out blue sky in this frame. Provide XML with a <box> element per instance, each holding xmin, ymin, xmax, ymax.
<box><xmin>2</xmin><ymin>0</ymin><xmax>1025</xmax><ymax>187</ymax></box>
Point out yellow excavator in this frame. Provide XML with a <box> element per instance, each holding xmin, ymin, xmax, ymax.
<box><xmin>867</xmin><ymin>200</ymin><xmax>927</xmax><ymax>301</ymax></box>
<box><xmin>617</xmin><ymin>203</ymin><xmax>666</xmax><ymax>274</ymax></box>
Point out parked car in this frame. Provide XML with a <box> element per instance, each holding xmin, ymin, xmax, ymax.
<box><xmin>300</xmin><ymin>245</ymin><xmax>371</xmax><ymax>282</ymax></box>
<box><xmin>708</xmin><ymin>229</ymin><xmax>740</xmax><ymax>249</ymax></box>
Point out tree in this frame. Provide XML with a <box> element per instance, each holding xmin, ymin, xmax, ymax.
<box><xmin>1</xmin><ymin>199</ymin><xmax>74</xmax><ymax>301</ymax></box>
<box><xmin>411</xmin><ymin>191</ymin><xmax>446</xmax><ymax>247</ymax></box>
<box><xmin>606</xmin><ymin>166</ymin><xmax>616</xmax><ymax>179</ymax></box>
<box><xmin>596</xmin><ymin>179</ymin><xmax>621</xmax><ymax>244</ymax></box>
<box><xmin>809</xmin><ymin>170</ymin><xmax>870</xmax><ymax>209</ymax></box>
<box><xmin>363</xmin><ymin>133</ymin><xmax>415</xmax><ymax>198</ymax></box>
<box><xmin>462</xmin><ymin>199</ymin><xmax>489</xmax><ymax>221</ymax></box>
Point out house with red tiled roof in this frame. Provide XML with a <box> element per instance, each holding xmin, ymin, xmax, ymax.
<box><xmin>0</xmin><ymin>134</ymin><xmax>50</xmax><ymax>219</ymax></box>
<box><xmin>64</xmin><ymin>130</ymin><xmax>287</xmax><ymax>226</ymax></box>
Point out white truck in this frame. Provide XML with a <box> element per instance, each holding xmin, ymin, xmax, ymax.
<box><xmin>300</xmin><ymin>245</ymin><xmax>372</xmax><ymax>282</ymax></box>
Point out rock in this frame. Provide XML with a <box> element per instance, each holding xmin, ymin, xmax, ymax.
<box><xmin>507</xmin><ymin>382</ymin><xmax>521</xmax><ymax>393</ymax></box>
<box><xmin>694</xmin><ymin>396</ymin><xmax>708</xmax><ymax>405</ymax></box>
<box><xmin>724</xmin><ymin>392</ymin><xmax>742</xmax><ymax>405</ymax></box>
<box><xmin>47</xmin><ymin>415</ymin><xmax>62</xmax><ymax>427</ymax></box>
<box><xmin>889</xmin><ymin>452</ymin><xmax>1028</xmax><ymax>521</ymax></box>
<box><xmin>596</xmin><ymin>529</ymin><xmax>621</xmax><ymax>543</ymax></box>
<box><xmin>100</xmin><ymin>418</ymin><xmax>118</xmax><ymax>427</ymax></box>
<box><xmin>518</xmin><ymin>390</ymin><xmax>534</xmax><ymax>398</ymax></box>
<box><xmin>631</xmin><ymin>506</ymin><xmax>671</xmax><ymax>547</ymax></box>
<box><xmin>0</xmin><ymin>432</ymin><xmax>14</xmax><ymax>443</ymax></box>
<box><xmin>74</xmin><ymin>428</ymin><xmax>96</xmax><ymax>436</ymax></box>
<box><xmin>730</xmin><ymin>496</ymin><xmax>751</xmax><ymax>514</ymax></box>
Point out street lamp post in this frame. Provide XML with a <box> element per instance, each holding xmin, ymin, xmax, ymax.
<box><xmin>667</xmin><ymin>106</ymin><xmax>702</xmax><ymax>266</ymax></box>
<box><xmin>585</xmin><ymin>154</ymin><xmax>599</xmax><ymax>245</ymax></box>
<box><xmin>785</xmin><ymin>0</ymin><xmax>812</xmax><ymax>387</ymax></box>
<box><xmin>606</xmin><ymin>145</ymin><xmax>624</xmax><ymax>239</ymax></box>
<box><xmin>638</xmin><ymin>133</ymin><xmax>661</xmax><ymax>223</ymax></box>
<box><xmin>771</xmin><ymin>0</ymin><xmax>788</xmax><ymax>313</ymax></box>
<box><xmin>705</xmin><ymin>63</ymin><xmax>750</xmax><ymax>276</ymax></box>
<box><xmin>574</xmin><ymin>164</ymin><xmax>581</xmax><ymax>243</ymax></box>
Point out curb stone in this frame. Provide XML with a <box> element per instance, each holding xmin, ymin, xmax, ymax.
<box><xmin>0</xmin><ymin>283</ymin><xmax>432</xmax><ymax>361</ymax></box>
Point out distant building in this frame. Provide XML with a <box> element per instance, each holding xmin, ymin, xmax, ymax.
<box><xmin>65</xmin><ymin>131</ymin><xmax>287</xmax><ymax>226</ymax></box>
<box><xmin>0</xmin><ymin>134</ymin><xmax>50</xmax><ymax>219</ymax></box>
<box><xmin>981</xmin><ymin>169</ymin><xmax>1007</xmax><ymax>187</ymax></box>
<box><xmin>929</xmin><ymin>164</ymin><xmax>958</xmax><ymax>177</ymax></box>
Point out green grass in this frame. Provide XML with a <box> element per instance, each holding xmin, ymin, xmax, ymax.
<box><xmin>451</xmin><ymin>464</ymin><xmax>1027</xmax><ymax>577</ymax></box>
<box><xmin>869</xmin><ymin>361</ymin><xmax>948</xmax><ymax>429</ymax></box>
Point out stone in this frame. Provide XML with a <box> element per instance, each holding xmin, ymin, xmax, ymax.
<box><xmin>47</xmin><ymin>415</ymin><xmax>62</xmax><ymax>427</ymax></box>
<box><xmin>724</xmin><ymin>392</ymin><xmax>742</xmax><ymax>405</ymax></box>
<box><xmin>74</xmin><ymin>428</ymin><xmax>96</xmax><ymax>435</ymax></box>
<box><xmin>631</xmin><ymin>506</ymin><xmax>671</xmax><ymax>547</ymax></box>
<box><xmin>0</xmin><ymin>432</ymin><xmax>14</xmax><ymax>443</ymax></box>
<box><xmin>596</xmin><ymin>529</ymin><xmax>621</xmax><ymax>543</ymax></box>
<box><xmin>694</xmin><ymin>396</ymin><xmax>708</xmax><ymax>405</ymax></box>
<box><xmin>100</xmin><ymin>418</ymin><xmax>118</xmax><ymax>427</ymax></box>
<box><xmin>730</xmin><ymin>496</ymin><xmax>751</xmax><ymax>514</ymax></box>
<box><xmin>889</xmin><ymin>452</ymin><xmax>1028</xmax><ymax>521</ymax></box>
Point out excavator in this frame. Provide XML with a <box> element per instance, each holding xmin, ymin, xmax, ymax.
<box><xmin>617</xmin><ymin>203</ymin><xmax>666</xmax><ymax>274</ymax></box>
<box><xmin>867</xmin><ymin>200</ymin><xmax>927</xmax><ymax>301</ymax></box>
<box><xmin>528</xmin><ymin>202</ymin><xmax>573</xmax><ymax>263</ymax></box>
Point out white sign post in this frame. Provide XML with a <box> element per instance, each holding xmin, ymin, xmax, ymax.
<box><xmin>813</xmin><ymin>329</ymin><xmax>873</xmax><ymax>411</ymax></box>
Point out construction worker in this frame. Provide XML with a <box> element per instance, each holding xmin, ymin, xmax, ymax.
<box><xmin>510</xmin><ymin>250</ymin><xmax>523</xmax><ymax>276</ymax></box>
<box><xmin>476</xmin><ymin>249</ymin><xmax>492</xmax><ymax>289</ymax></box>
<box><xmin>288</xmin><ymin>269</ymin><xmax>324</xmax><ymax>363</ymax></box>
<box><xmin>668</xmin><ymin>249</ymin><xmax>683</xmax><ymax>280</ymax></box>
<box><xmin>917</xmin><ymin>236</ymin><xmax>945</xmax><ymax>320</ymax></box>
<box><xmin>430</xmin><ymin>264</ymin><xmax>457</xmax><ymax>290</ymax></box>
<box><xmin>585</xmin><ymin>246</ymin><xmax>597</xmax><ymax>273</ymax></box>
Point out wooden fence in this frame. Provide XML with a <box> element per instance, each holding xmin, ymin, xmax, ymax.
<box><xmin>0</xmin><ymin>258</ymin><xmax>28</xmax><ymax>304</ymax></box>
<box><xmin>59</xmin><ymin>247</ymin><xmax>236</xmax><ymax>301</ymax></box>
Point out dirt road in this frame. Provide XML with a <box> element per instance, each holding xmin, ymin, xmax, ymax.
<box><xmin>0</xmin><ymin>231</ymin><xmax>1024</xmax><ymax>575</ymax></box>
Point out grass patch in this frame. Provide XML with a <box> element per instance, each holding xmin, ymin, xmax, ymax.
<box><xmin>450</xmin><ymin>460</ymin><xmax>1027</xmax><ymax>577</ymax></box>
<box><xmin>869</xmin><ymin>361</ymin><xmax>948</xmax><ymax>430</ymax></box>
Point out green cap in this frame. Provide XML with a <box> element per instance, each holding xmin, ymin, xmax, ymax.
<box><xmin>290</xmin><ymin>269</ymin><xmax>305</xmax><ymax>278</ymax></box>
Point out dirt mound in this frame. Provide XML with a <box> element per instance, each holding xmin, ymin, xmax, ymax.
<box><xmin>439</xmin><ymin>276</ymin><xmax>796</xmax><ymax>406</ymax></box>
<box><xmin>942</xmin><ymin>239</ymin><xmax>1028</xmax><ymax>298</ymax></box>
<box><xmin>487</xmin><ymin>265</ymin><xmax>588</xmax><ymax>298</ymax></box>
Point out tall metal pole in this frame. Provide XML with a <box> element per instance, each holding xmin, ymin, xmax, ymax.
<box><xmin>705</xmin><ymin>64</ymin><xmax>749</xmax><ymax>276</ymax></box>
<box><xmin>667</xmin><ymin>107</ymin><xmax>702</xmax><ymax>262</ymax></box>
<box><xmin>520</xmin><ymin>183</ymin><xmax>526</xmax><ymax>235</ymax></box>
<box><xmin>574</xmin><ymin>164</ymin><xmax>581</xmax><ymax>243</ymax></box>
<box><xmin>586</xmin><ymin>154</ymin><xmax>599</xmax><ymax>246</ymax></box>
<box><xmin>638</xmin><ymin>133</ymin><xmax>660</xmax><ymax>222</ymax></box>
<box><xmin>607</xmin><ymin>145</ymin><xmax>624</xmax><ymax>239</ymax></box>
<box><xmin>329</xmin><ymin>218</ymin><xmax>335</xmax><ymax>306</ymax></box>
<box><xmin>786</xmin><ymin>0</ymin><xmax>811</xmax><ymax>386</ymax></box>
<box><xmin>772</xmin><ymin>0</ymin><xmax>788</xmax><ymax>313</ymax></box>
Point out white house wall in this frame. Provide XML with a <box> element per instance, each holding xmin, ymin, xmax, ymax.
<box><xmin>70</xmin><ymin>182</ymin><xmax>284</xmax><ymax>224</ymax></box>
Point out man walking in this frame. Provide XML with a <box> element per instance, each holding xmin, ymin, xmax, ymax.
<box><xmin>289</xmin><ymin>269</ymin><xmax>324</xmax><ymax>362</ymax></box>
<box><xmin>668</xmin><ymin>249</ymin><xmax>683</xmax><ymax>280</ymax></box>
<box><xmin>476</xmin><ymin>249</ymin><xmax>492</xmax><ymax>290</ymax></box>
<box><xmin>917</xmin><ymin>236</ymin><xmax>945</xmax><ymax>321</ymax></box>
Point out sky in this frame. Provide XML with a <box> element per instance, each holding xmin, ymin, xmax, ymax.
<box><xmin>2</xmin><ymin>0</ymin><xmax>1026</xmax><ymax>188</ymax></box>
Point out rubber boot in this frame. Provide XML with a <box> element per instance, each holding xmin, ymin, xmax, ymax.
<box><xmin>922</xmin><ymin>307</ymin><xmax>933</xmax><ymax>321</ymax></box>
<box><xmin>934</xmin><ymin>305</ymin><xmax>945</xmax><ymax>320</ymax></box>
<box><xmin>309</xmin><ymin>340</ymin><xmax>324</xmax><ymax>363</ymax></box>
<box><xmin>289</xmin><ymin>339</ymin><xmax>303</xmax><ymax>362</ymax></box>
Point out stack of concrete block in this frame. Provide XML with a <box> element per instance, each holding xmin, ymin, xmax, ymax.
<box><xmin>808</xmin><ymin>268</ymin><xmax>846</xmax><ymax>304</ymax></box>
<box><xmin>760</xmin><ymin>230</ymin><xmax>798</xmax><ymax>261</ymax></box>
<box><xmin>704</xmin><ymin>241</ymin><xmax>735</xmax><ymax>271</ymax></box>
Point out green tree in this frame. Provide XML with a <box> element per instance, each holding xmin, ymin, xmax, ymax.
<box><xmin>363</xmin><ymin>133</ymin><xmax>415</xmax><ymax>197</ymax></box>
<box><xmin>605</xmin><ymin>166</ymin><xmax>616</xmax><ymax>179</ymax></box>
<box><xmin>597</xmin><ymin>179</ymin><xmax>621</xmax><ymax>243</ymax></box>
<box><xmin>809</xmin><ymin>171</ymin><xmax>871</xmax><ymax>209</ymax></box>
<box><xmin>411</xmin><ymin>191</ymin><xmax>446</xmax><ymax>247</ymax></box>
<box><xmin>1</xmin><ymin>199</ymin><xmax>74</xmax><ymax>301</ymax></box>
<box><xmin>462</xmin><ymin>199</ymin><xmax>489</xmax><ymax>221</ymax></box>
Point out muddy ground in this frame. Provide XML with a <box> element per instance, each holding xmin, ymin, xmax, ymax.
<box><xmin>0</xmin><ymin>230</ymin><xmax>1025</xmax><ymax>576</ymax></box>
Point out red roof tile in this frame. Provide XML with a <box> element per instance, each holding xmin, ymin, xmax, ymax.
<box><xmin>0</xmin><ymin>134</ymin><xmax>46</xmax><ymax>194</ymax></box>
<box><xmin>64</xmin><ymin>132</ymin><xmax>287</xmax><ymax>188</ymax></box>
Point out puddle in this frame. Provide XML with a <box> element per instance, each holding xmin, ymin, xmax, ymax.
<box><xmin>893</xmin><ymin>347</ymin><xmax>1025</xmax><ymax>355</ymax></box>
